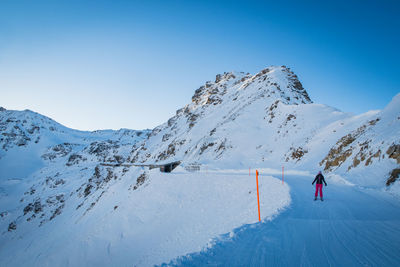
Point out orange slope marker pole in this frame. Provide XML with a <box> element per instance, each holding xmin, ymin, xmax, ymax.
<box><xmin>249</xmin><ymin>167</ymin><xmax>250</xmax><ymax>176</ymax></box>
<box><xmin>256</xmin><ymin>170</ymin><xmax>261</xmax><ymax>222</ymax></box>
<box><xmin>282</xmin><ymin>166</ymin><xmax>284</xmax><ymax>184</ymax></box>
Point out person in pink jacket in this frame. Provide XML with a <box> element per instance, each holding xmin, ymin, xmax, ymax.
<box><xmin>312</xmin><ymin>171</ymin><xmax>327</xmax><ymax>201</ymax></box>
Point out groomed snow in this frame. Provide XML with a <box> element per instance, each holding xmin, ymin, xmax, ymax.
<box><xmin>169</xmin><ymin>173</ymin><xmax>400</xmax><ymax>266</ymax></box>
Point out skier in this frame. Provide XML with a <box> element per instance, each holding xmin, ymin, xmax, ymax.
<box><xmin>312</xmin><ymin>171</ymin><xmax>327</xmax><ymax>201</ymax></box>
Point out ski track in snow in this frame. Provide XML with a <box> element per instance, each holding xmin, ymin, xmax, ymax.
<box><xmin>164</xmin><ymin>174</ymin><xmax>400</xmax><ymax>266</ymax></box>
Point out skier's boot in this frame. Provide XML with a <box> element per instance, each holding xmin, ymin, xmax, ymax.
<box><xmin>314</xmin><ymin>197</ymin><xmax>317</xmax><ymax>201</ymax></box>
<box><xmin>321</xmin><ymin>197</ymin><xmax>324</xmax><ymax>201</ymax></box>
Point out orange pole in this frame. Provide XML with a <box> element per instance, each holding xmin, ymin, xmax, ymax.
<box><xmin>256</xmin><ymin>170</ymin><xmax>261</xmax><ymax>222</ymax></box>
<box><xmin>282</xmin><ymin>166</ymin><xmax>284</xmax><ymax>184</ymax></box>
<box><xmin>249</xmin><ymin>167</ymin><xmax>250</xmax><ymax>176</ymax></box>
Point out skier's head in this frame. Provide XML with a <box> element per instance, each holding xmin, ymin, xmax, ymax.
<box><xmin>318</xmin><ymin>171</ymin><xmax>322</xmax><ymax>174</ymax></box>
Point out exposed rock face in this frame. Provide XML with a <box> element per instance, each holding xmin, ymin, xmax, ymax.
<box><xmin>8</xmin><ymin>221</ymin><xmax>16</xmax><ymax>231</ymax></box>
<box><xmin>130</xmin><ymin>172</ymin><xmax>148</xmax><ymax>190</ymax></box>
<box><xmin>286</xmin><ymin>147</ymin><xmax>308</xmax><ymax>162</ymax></box>
<box><xmin>387</xmin><ymin>144</ymin><xmax>400</xmax><ymax>164</ymax></box>
<box><xmin>42</xmin><ymin>143</ymin><xmax>76</xmax><ymax>160</ymax></box>
<box><xmin>387</xmin><ymin>168</ymin><xmax>400</xmax><ymax>186</ymax></box>
<box><xmin>320</xmin><ymin>119</ymin><xmax>380</xmax><ymax>172</ymax></box>
<box><xmin>66</xmin><ymin>153</ymin><xmax>86</xmax><ymax>166</ymax></box>
<box><xmin>282</xmin><ymin>66</ymin><xmax>311</xmax><ymax>103</ymax></box>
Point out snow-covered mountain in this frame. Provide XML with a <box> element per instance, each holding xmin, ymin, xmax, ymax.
<box><xmin>129</xmin><ymin>65</ymin><xmax>399</xmax><ymax>188</ymax></box>
<box><xmin>0</xmin><ymin>107</ymin><xmax>150</xmax><ymax>180</ymax></box>
<box><xmin>0</xmin><ymin>108</ymin><xmax>150</xmax><ymax>229</ymax></box>
<box><xmin>130</xmin><ymin>66</ymin><xmax>313</xmax><ymax>167</ymax></box>
<box><xmin>0</xmin><ymin>65</ymin><xmax>399</xmax><ymax>266</ymax></box>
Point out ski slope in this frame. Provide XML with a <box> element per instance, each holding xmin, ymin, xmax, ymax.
<box><xmin>166</xmin><ymin>173</ymin><xmax>400</xmax><ymax>266</ymax></box>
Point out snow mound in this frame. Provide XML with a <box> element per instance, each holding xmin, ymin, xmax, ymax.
<box><xmin>0</xmin><ymin>169</ymin><xmax>290</xmax><ymax>267</ymax></box>
<box><xmin>326</xmin><ymin>173</ymin><xmax>354</xmax><ymax>186</ymax></box>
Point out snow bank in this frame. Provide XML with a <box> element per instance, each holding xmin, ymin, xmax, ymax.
<box><xmin>325</xmin><ymin>173</ymin><xmax>354</xmax><ymax>186</ymax></box>
<box><xmin>99</xmin><ymin>169</ymin><xmax>291</xmax><ymax>266</ymax></box>
<box><xmin>0</xmin><ymin>169</ymin><xmax>290</xmax><ymax>267</ymax></box>
<box><xmin>210</xmin><ymin>167</ymin><xmax>312</xmax><ymax>177</ymax></box>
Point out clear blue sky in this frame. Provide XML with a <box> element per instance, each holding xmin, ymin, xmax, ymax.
<box><xmin>1</xmin><ymin>0</ymin><xmax>399</xmax><ymax>131</ymax></box>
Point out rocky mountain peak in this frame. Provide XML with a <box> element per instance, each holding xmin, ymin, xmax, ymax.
<box><xmin>189</xmin><ymin>66</ymin><xmax>311</xmax><ymax>111</ymax></box>
<box><xmin>132</xmin><ymin>66</ymin><xmax>318</xmax><ymax>166</ymax></box>
<box><xmin>240</xmin><ymin>65</ymin><xmax>312</xmax><ymax>104</ymax></box>
<box><xmin>214</xmin><ymin>71</ymin><xmax>248</xmax><ymax>84</ymax></box>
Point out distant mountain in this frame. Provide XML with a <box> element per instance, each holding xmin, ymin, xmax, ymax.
<box><xmin>0</xmin><ymin>107</ymin><xmax>149</xmax><ymax>227</ymax></box>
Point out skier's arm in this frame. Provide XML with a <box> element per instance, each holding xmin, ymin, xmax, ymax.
<box><xmin>312</xmin><ymin>176</ymin><xmax>317</xmax><ymax>185</ymax></box>
<box><xmin>322</xmin><ymin>176</ymin><xmax>327</xmax><ymax>186</ymax></box>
